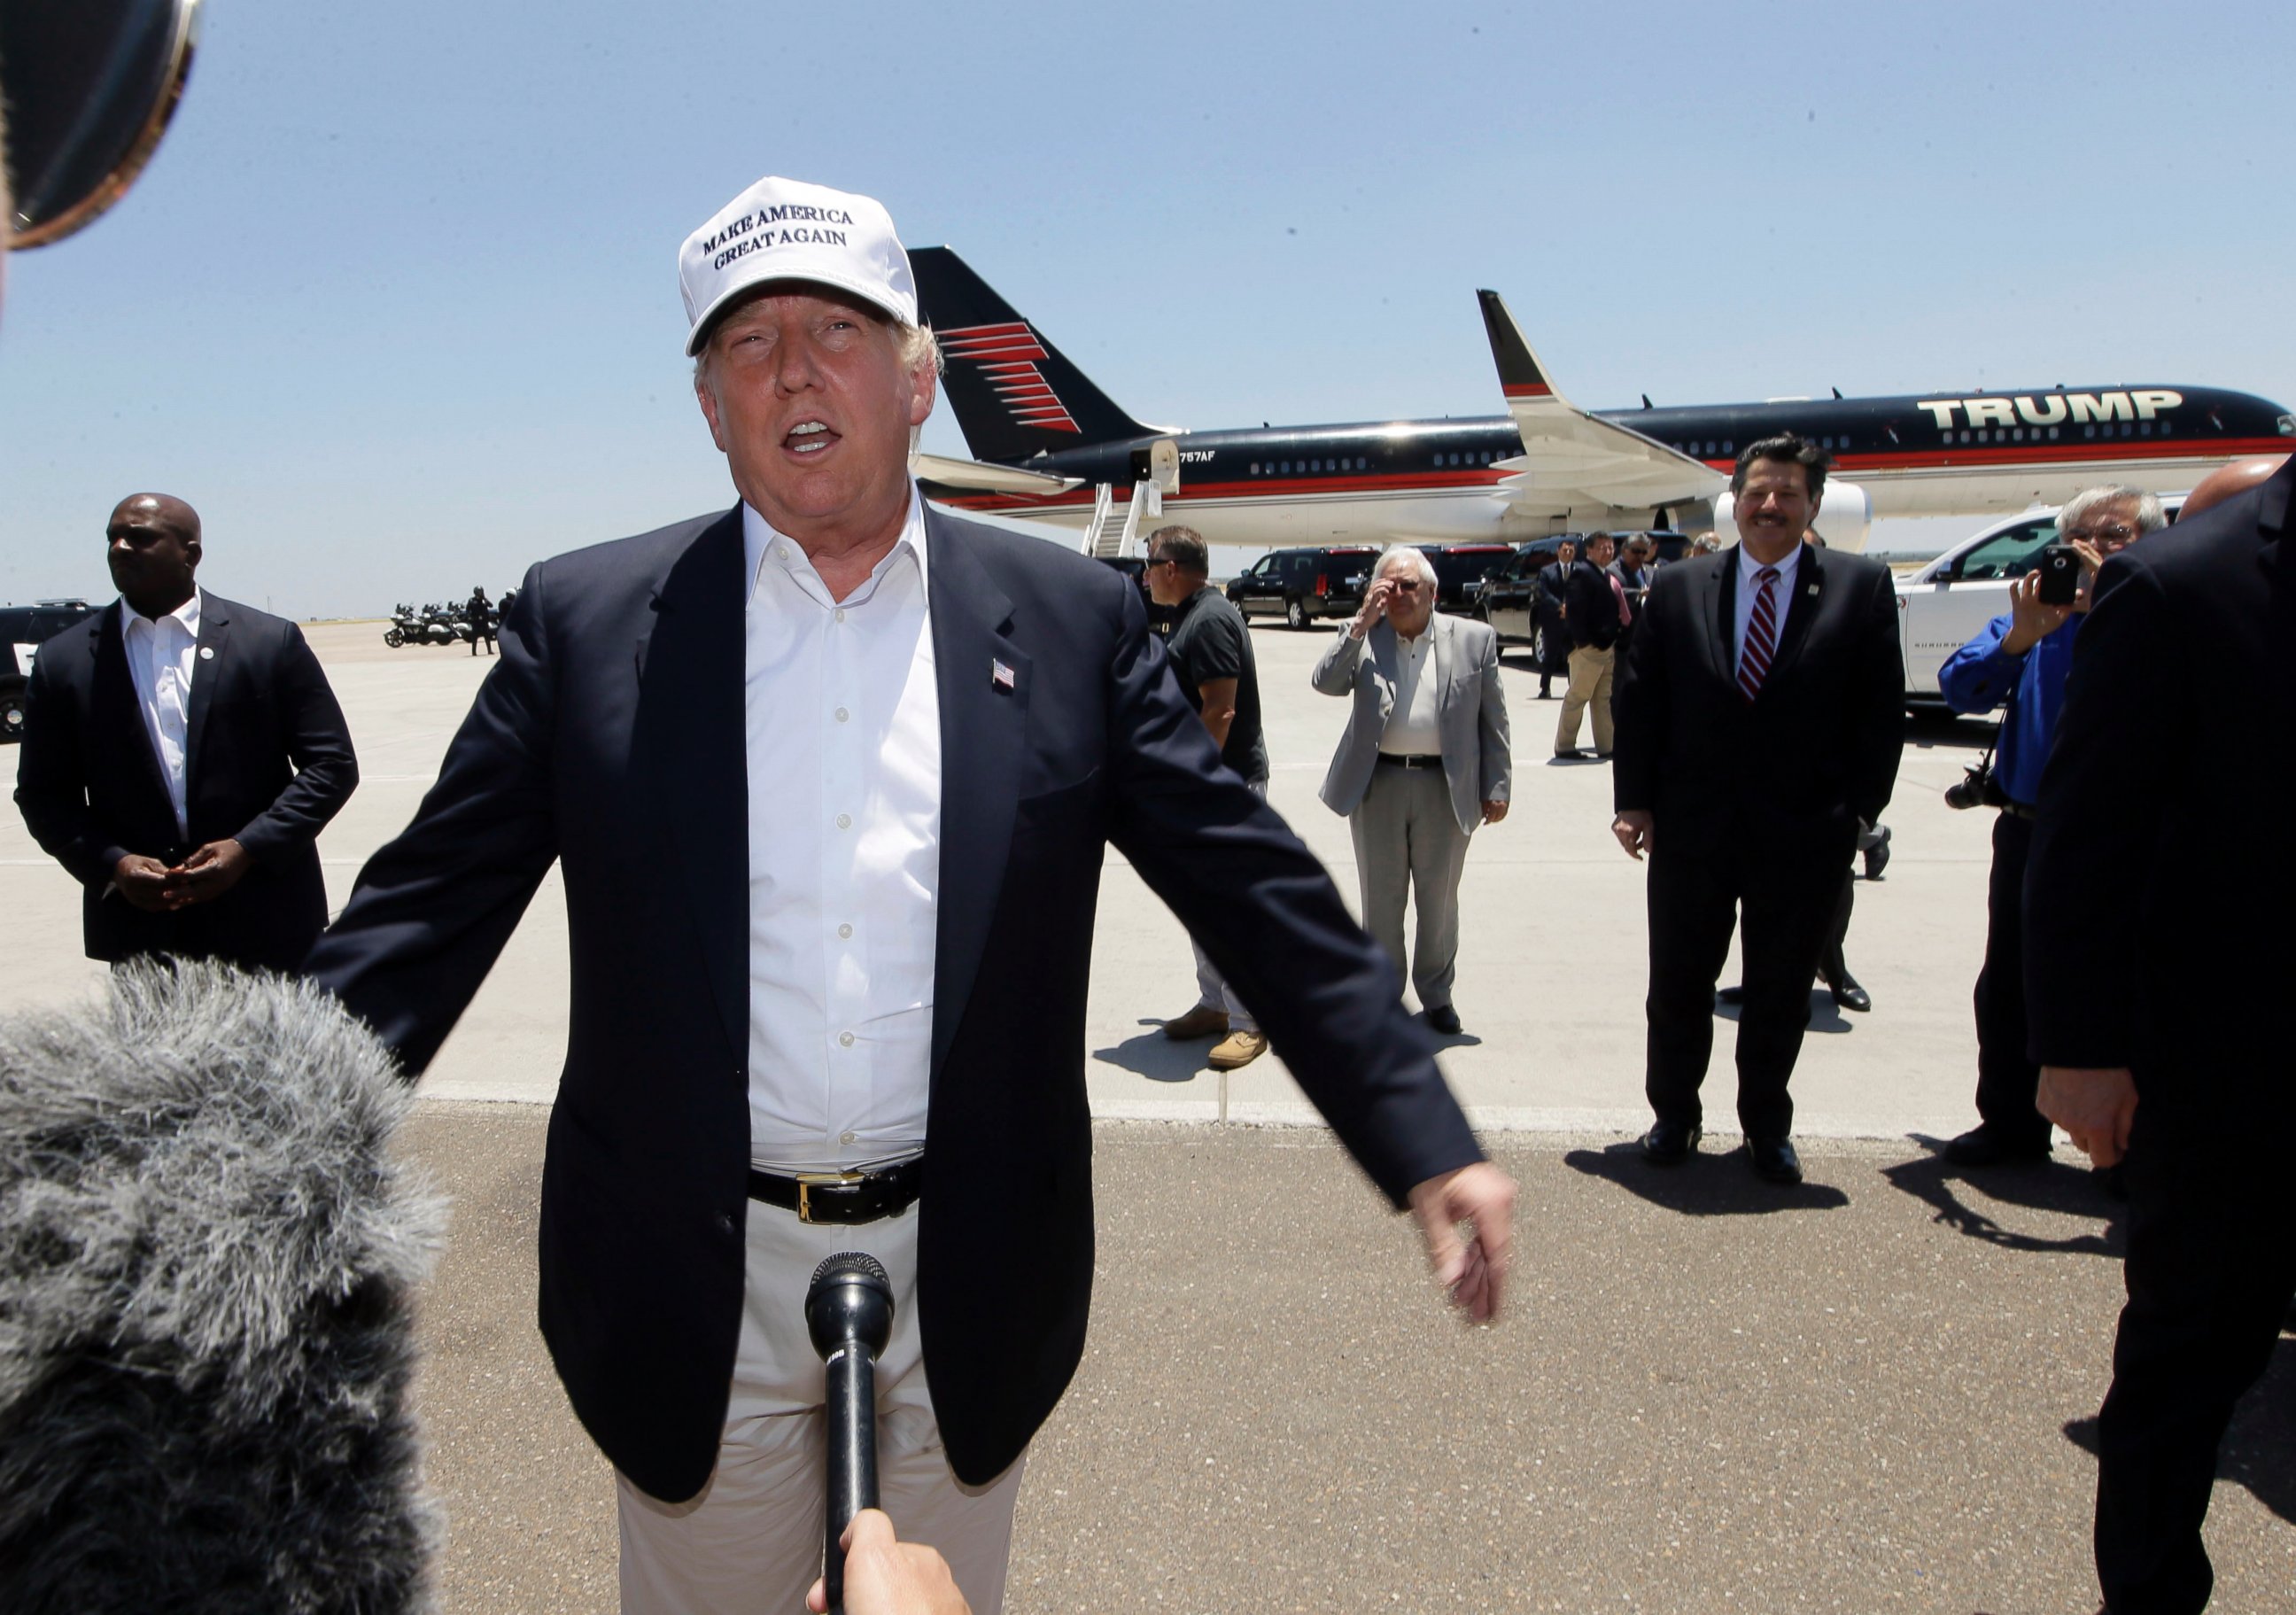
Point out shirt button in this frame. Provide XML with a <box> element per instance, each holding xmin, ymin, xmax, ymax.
<box><xmin>834</xmin><ymin>706</ymin><xmax>849</xmax><ymax>723</ymax></box>
<box><xmin>841</xmin><ymin>1130</ymin><xmax>857</xmax><ymax>1145</ymax></box>
<box><xmin>834</xmin><ymin>608</ymin><xmax>847</xmax><ymax>623</ymax></box>
<box><xmin>835</xmin><ymin>812</ymin><xmax>852</xmax><ymax>830</ymax></box>
<box><xmin>839</xmin><ymin>1031</ymin><xmax>855</xmax><ymax>1048</ymax></box>
<box><xmin>837</xmin><ymin>923</ymin><xmax>853</xmax><ymax>939</ymax></box>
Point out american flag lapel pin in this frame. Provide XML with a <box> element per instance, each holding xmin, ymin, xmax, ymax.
<box><xmin>1806</xmin><ymin>583</ymin><xmax>1819</xmax><ymax>595</ymax></box>
<box><xmin>991</xmin><ymin>658</ymin><xmax>1015</xmax><ymax>691</ymax></box>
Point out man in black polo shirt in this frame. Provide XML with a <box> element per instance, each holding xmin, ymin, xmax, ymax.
<box><xmin>1145</xmin><ymin>525</ymin><xmax>1272</xmax><ymax>1070</ymax></box>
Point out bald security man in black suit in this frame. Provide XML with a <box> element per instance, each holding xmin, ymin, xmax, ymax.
<box><xmin>1610</xmin><ymin>436</ymin><xmax>1904</xmax><ymax>1185</ymax></box>
<box><xmin>2027</xmin><ymin>453</ymin><xmax>2296</xmax><ymax>1615</ymax></box>
<box><xmin>16</xmin><ymin>493</ymin><xmax>358</xmax><ymax>973</ymax></box>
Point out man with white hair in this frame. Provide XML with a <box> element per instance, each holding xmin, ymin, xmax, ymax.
<box><xmin>306</xmin><ymin>177</ymin><xmax>1515</xmax><ymax>1613</ymax></box>
<box><xmin>1936</xmin><ymin>483</ymin><xmax>2167</xmax><ymax>1169</ymax></box>
<box><xmin>1313</xmin><ymin>546</ymin><xmax>1512</xmax><ymax>1035</ymax></box>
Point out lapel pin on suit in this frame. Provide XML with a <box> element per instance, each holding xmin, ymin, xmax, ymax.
<box><xmin>199</xmin><ymin>646</ymin><xmax>215</xmax><ymax>659</ymax></box>
<box><xmin>991</xmin><ymin>658</ymin><xmax>1015</xmax><ymax>692</ymax></box>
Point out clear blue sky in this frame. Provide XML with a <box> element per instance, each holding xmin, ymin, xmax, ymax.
<box><xmin>4</xmin><ymin>0</ymin><xmax>2290</xmax><ymax>617</ymax></box>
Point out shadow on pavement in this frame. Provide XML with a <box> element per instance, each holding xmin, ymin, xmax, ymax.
<box><xmin>2061</xmin><ymin>1333</ymin><xmax>2296</xmax><ymax>1527</ymax></box>
<box><xmin>1712</xmin><ymin>990</ymin><xmax>1855</xmax><ymax>1035</ymax></box>
<box><xmin>1096</xmin><ymin>1022</ymin><xmax>1212</xmax><ymax>1083</ymax></box>
<box><xmin>1881</xmin><ymin>1137</ymin><xmax>2127</xmax><ymax>1256</ymax></box>
<box><xmin>1904</xmin><ymin>707</ymin><xmax>1998</xmax><ymax>752</ymax></box>
<box><xmin>1563</xmin><ymin>1139</ymin><xmax>1851</xmax><ymax>1215</ymax></box>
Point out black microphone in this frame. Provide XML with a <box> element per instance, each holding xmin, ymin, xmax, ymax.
<box><xmin>806</xmin><ymin>1251</ymin><xmax>895</xmax><ymax>1612</ymax></box>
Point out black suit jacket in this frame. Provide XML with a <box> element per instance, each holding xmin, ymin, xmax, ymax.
<box><xmin>1613</xmin><ymin>545</ymin><xmax>1904</xmax><ymax>860</ymax></box>
<box><xmin>304</xmin><ymin>503</ymin><xmax>1482</xmax><ymax>1499</ymax></box>
<box><xmin>14</xmin><ymin>593</ymin><xmax>358</xmax><ymax>970</ymax></box>
<box><xmin>2025</xmin><ymin>458</ymin><xmax>2295</xmax><ymax>1104</ymax></box>
<box><xmin>1563</xmin><ymin>561</ymin><xmax>1625</xmax><ymax>650</ymax></box>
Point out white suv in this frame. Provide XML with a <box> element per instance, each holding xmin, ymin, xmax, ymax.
<box><xmin>1896</xmin><ymin>495</ymin><xmax>2184</xmax><ymax>700</ymax></box>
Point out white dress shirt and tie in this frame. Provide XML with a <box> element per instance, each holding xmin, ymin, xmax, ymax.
<box><xmin>617</xmin><ymin>491</ymin><xmax>1027</xmax><ymax>1613</ymax></box>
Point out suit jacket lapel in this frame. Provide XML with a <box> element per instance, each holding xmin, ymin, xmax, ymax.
<box><xmin>1760</xmin><ymin>547</ymin><xmax>1825</xmax><ymax>691</ymax></box>
<box><xmin>182</xmin><ymin>594</ymin><xmax>229</xmax><ymax>807</ymax></box>
<box><xmin>635</xmin><ymin>507</ymin><xmax>749</xmax><ymax>1066</ymax></box>
<box><xmin>94</xmin><ymin>605</ymin><xmax>175</xmax><ymax>816</ymax></box>
<box><xmin>1701</xmin><ymin>555</ymin><xmax>1736</xmax><ymax>688</ymax></box>
<box><xmin>1430</xmin><ymin>610</ymin><xmax>1454</xmax><ymax>707</ymax></box>
<box><xmin>927</xmin><ymin>508</ymin><xmax>1028</xmax><ymax>1083</ymax></box>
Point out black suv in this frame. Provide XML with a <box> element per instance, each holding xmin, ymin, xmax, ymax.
<box><xmin>1224</xmin><ymin>546</ymin><xmax>1379</xmax><ymax>629</ymax></box>
<box><xmin>1416</xmin><ymin>544</ymin><xmax>1518</xmax><ymax>616</ymax></box>
<box><xmin>1471</xmin><ymin>532</ymin><xmax>1692</xmax><ymax>656</ymax></box>
<box><xmin>3</xmin><ymin>599</ymin><xmax>99</xmax><ymax>742</ymax></box>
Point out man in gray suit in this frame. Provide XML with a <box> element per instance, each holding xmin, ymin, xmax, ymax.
<box><xmin>1313</xmin><ymin>547</ymin><xmax>1512</xmax><ymax>1035</ymax></box>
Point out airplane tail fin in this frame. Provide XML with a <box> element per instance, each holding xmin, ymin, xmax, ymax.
<box><xmin>1477</xmin><ymin>288</ymin><xmax>1571</xmax><ymax>408</ymax></box>
<box><xmin>911</xmin><ymin>246</ymin><xmax>1152</xmax><ymax>462</ymax></box>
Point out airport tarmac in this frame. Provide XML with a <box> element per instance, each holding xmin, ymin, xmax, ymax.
<box><xmin>5</xmin><ymin>612</ymin><xmax>2013</xmax><ymax>1145</ymax></box>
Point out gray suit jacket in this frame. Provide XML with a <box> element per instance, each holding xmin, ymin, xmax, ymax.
<box><xmin>1312</xmin><ymin>613</ymin><xmax>1511</xmax><ymax>834</ymax></box>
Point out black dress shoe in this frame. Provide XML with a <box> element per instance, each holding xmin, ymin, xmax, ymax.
<box><xmin>1715</xmin><ymin>984</ymin><xmax>1745</xmax><ymax>1005</ymax></box>
<box><xmin>1828</xmin><ymin>975</ymin><xmax>1872</xmax><ymax>1013</ymax></box>
<box><xmin>1861</xmin><ymin>825</ymin><xmax>1892</xmax><ymax>881</ymax></box>
<box><xmin>1553</xmin><ymin>748</ymin><xmax>1588</xmax><ymax>760</ymax></box>
<box><xmin>1641</xmin><ymin>1119</ymin><xmax>1701</xmax><ymax>1165</ymax></box>
<box><xmin>1749</xmin><ymin>1136</ymin><xmax>1803</xmax><ymax>1184</ymax></box>
<box><xmin>1423</xmin><ymin>1004</ymin><xmax>1462</xmax><ymax>1036</ymax></box>
<box><xmin>1942</xmin><ymin>1125</ymin><xmax>2051</xmax><ymax>1168</ymax></box>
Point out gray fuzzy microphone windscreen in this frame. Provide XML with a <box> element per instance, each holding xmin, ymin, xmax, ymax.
<box><xmin>0</xmin><ymin>960</ymin><xmax>445</xmax><ymax>1612</ymax></box>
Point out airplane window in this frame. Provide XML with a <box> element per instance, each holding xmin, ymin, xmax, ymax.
<box><xmin>1249</xmin><ymin>463</ymin><xmax>1259</xmax><ymax>475</ymax></box>
<box><xmin>2083</xmin><ymin>426</ymin><xmax>2096</xmax><ymax>439</ymax></box>
<box><xmin>2048</xmin><ymin>428</ymin><xmax>2059</xmax><ymax>439</ymax></box>
<box><xmin>1281</xmin><ymin>461</ymin><xmax>1292</xmax><ymax>473</ymax></box>
<box><xmin>2141</xmin><ymin>422</ymin><xmax>2152</xmax><ymax>436</ymax></box>
<box><xmin>1724</xmin><ymin>441</ymin><xmax>1734</xmax><ymax>454</ymax></box>
<box><xmin>2160</xmin><ymin>423</ymin><xmax>2170</xmax><ymax>437</ymax></box>
<box><xmin>1356</xmin><ymin>456</ymin><xmax>1368</xmax><ymax>470</ymax></box>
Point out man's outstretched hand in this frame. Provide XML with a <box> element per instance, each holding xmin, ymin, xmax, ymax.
<box><xmin>1408</xmin><ymin>1161</ymin><xmax>1516</xmax><ymax>1324</ymax></box>
<box><xmin>807</xmin><ymin>1510</ymin><xmax>969</xmax><ymax>1615</ymax></box>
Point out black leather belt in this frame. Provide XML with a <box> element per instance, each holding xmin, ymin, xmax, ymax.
<box><xmin>747</xmin><ymin>1158</ymin><xmax>924</xmax><ymax>1225</ymax></box>
<box><xmin>2000</xmin><ymin>799</ymin><xmax>2037</xmax><ymax>820</ymax></box>
<box><xmin>1377</xmin><ymin>753</ymin><xmax>1443</xmax><ymax>770</ymax></box>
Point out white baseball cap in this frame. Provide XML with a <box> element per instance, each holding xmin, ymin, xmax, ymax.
<box><xmin>678</xmin><ymin>175</ymin><xmax>917</xmax><ymax>356</ymax></box>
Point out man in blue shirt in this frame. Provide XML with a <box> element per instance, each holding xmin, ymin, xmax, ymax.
<box><xmin>1936</xmin><ymin>484</ymin><xmax>2165</xmax><ymax>1167</ymax></box>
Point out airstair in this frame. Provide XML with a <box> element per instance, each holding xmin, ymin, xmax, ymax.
<box><xmin>1080</xmin><ymin>479</ymin><xmax>1162</xmax><ymax>558</ymax></box>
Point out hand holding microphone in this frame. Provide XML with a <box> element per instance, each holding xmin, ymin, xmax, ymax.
<box><xmin>806</xmin><ymin>1252</ymin><xmax>896</xmax><ymax>1613</ymax></box>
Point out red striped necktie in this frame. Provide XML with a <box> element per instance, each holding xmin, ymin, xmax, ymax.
<box><xmin>1738</xmin><ymin>565</ymin><xmax>1780</xmax><ymax>701</ymax></box>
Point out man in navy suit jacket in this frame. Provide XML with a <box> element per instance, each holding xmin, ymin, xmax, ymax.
<box><xmin>15</xmin><ymin>493</ymin><xmax>358</xmax><ymax>973</ymax></box>
<box><xmin>305</xmin><ymin>177</ymin><xmax>1513</xmax><ymax>1613</ymax></box>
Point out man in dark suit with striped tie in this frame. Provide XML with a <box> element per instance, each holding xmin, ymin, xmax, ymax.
<box><xmin>1609</xmin><ymin>437</ymin><xmax>1904</xmax><ymax>1183</ymax></box>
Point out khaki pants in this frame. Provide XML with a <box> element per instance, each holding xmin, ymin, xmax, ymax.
<box><xmin>616</xmin><ymin>1200</ymin><xmax>1027</xmax><ymax>1613</ymax></box>
<box><xmin>1555</xmin><ymin>645</ymin><xmax>1615</xmax><ymax>754</ymax></box>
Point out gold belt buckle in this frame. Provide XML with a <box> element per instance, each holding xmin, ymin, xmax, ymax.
<box><xmin>795</xmin><ymin>1169</ymin><xmax>866</xmax><ymax>1224</ymax></box>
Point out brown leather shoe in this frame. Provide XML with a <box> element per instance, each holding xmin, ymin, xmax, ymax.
<box><xmin>1206</xmin><ymin>1029</ymin><xmax>1268</xmax><ymax>1070</ymax></box>
<box><xmin>1161</xmin><ymin>1004</ymin><xmax>1229</xmax><ymax>1040</ymax></box>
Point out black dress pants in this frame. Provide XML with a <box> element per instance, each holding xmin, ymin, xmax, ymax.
<box><xmin>2097</xmin><ymin>1101</ymin><xmax>2296</xmax><ymax>1614</ymax></box>
<box><xmin>1974</xmin><ymin>809</ymin><xmax>2050</xmax><ymax>1147</ymax></box>
<box><xmin>1644</xmin><ymin>841</ymin><xmax>1844</xmax><ymax>1139</ymax></box>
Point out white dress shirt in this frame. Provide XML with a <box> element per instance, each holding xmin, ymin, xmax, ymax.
<box><xmin>120</xmin><ymin>591</ymin><xmax>202</xmax><ymax>839</ymax></box>
<box><xmin>1377</xmin><ymin>625</ymin><xmax>1441</xmax><ymax>756</ymax></box>
<box><xmin>743</xmin><ymin>491</ymin><xmax>941</xmax><ymax>1175</ymax></box>
<box><xmin>1732</xmin><ymin>541</ymin><xmax>1803</xmax><ymax>666</ymax></box>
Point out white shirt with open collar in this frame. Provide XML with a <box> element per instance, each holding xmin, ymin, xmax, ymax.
<box><xmin>741</xmin><ymin>488</ymin><xmax>939</xmax><ymax>1176</ymax></box>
